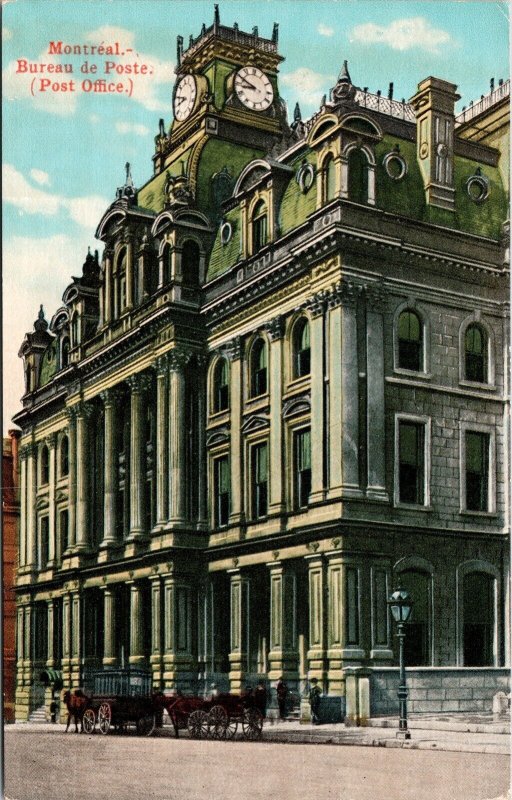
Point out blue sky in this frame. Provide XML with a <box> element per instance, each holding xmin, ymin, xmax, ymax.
<box><xmin>2</xmin><ymin>0</ymin><xmax>509</xmax><ymax>431</ymax></box>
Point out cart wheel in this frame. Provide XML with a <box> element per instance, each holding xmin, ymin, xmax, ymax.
<box><xmin>136</xmin><ymin>713</ymin><xmax>156</xmax><ymax>737</ymax></box>
<box><xmin>225</xmin><ymin>717</ymin><xmax>238</xmax><ymax>740</ymax></box>
<box><xmin>242</xmin><ymin>708</ymin><xmax>263</xmax><ymax>740</ymax></box>
<box><xmin>208</xmin><ymin>705</ymin><xmax>228</xmax><ymax>739</ymax></box>
<box><xmin>82</xmin><ymin>708</ymin><xmax>96</xmax><ymax>734</ymax></box>
<box><xmin>187</xmin><ymin>709</ymin><xmax>209</xmax><ymax>739</ymax></box>
<box><xmin>98</xmin><ymin>702</ymin><xmax>112</xmax><ymax>735</ymax></box>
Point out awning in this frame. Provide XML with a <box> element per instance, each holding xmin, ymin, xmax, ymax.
<box><xmin>40</xmin><ymin>669</ymin><xmax>63</xmax><ymax>688</ymax></box>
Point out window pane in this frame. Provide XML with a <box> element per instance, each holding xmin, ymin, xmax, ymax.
<box><xmin>465</xmin><ymin>431</ymin><xmax>489</xmax><ymax>511</ymax></box>
<box><xmin>399</xmin><ymin>421</ymin><xmax>424</xmax><ymax>504</ymax></box>
<box><xmin>347</xmin><ymin>149</ymin><xmax>368</xmax><ymax>204</ymax></box>
<box><xmin>463</xmin><ymin>572</ymin><xmax>494</xmax><ymax>666</ymax></box>
<box><xmin>398</xmin><ymin>311</ymin><xmax>422</xmax><ymax>371</ymax></box>
<box><xmin>465</xmin><ymin>325</ymin><xmax>486</xmax><ymax>382</ymax></box>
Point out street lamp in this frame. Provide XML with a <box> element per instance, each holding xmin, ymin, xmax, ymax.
<box><xmin>387</xmin><ymin>588</ymin><xmax>413</xmax><ymax>740</ymax></box>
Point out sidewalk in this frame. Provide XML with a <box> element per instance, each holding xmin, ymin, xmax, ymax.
<box><xmin>262</xmin><ymin>712</ymin><xmax>511</xmax><ymax>754</ymax></box>
<box><xmin>9</xmin><ymin>714</ymin><xmax>510</xmax><ymax>755</ymax></box>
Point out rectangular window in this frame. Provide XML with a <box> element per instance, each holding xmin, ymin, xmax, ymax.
<box><xmin>294</xmin><ymin>428</ymin><xmax>311</xmax><ymax>508</ymax></box>
<box><xmin>214</xmin><ymin>456</ymin><xmax>230</xmax><ymax>527</ymax></box>
<box><xmin>345</xmin><ymin>567</ymin><xmax>360</xmax><ymax>645</ymax></box>
<box><xmin>253</xmin><ymin>214</ymin><xmax>267</xmax><ymax>253</ymax></box>
<box><xmin>398</xmin><ymin>421</ymin><xmax>425</xmax><ymax>504</ymax></box>
<box><xmin>252</xmin><ymin>443</ymin><xmax>268</xmax><ymax>519</ymax></box>
<box><xmin>39</xmin><ymin>516</ymin><xmax>49</xmax><ymax>569</ymax></box>
<box><xmin>58</xmin><ymin>509</ymin><xmax>68</xmax><ymax>559</ymax></box>
<box><xmin>465</xmin><ymin>431</ymin><xmax>489</xmax><ymax>511</ymax></box>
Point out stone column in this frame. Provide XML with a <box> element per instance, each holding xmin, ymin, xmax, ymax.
<box><xmin>61</xmin><ymin>593</ymin><xmax>72</xmax><ymax>686</ymax></box>
<box><xmin>65</xmin><ymin>408</ymin><xmax>77</xmax><ymax>551</ymax></box>
<box><xmin>75</xmin><ymin>404</ymin><xmax>93</xmax><ymax>551</ymax></box>
<box><xmin>326</xmin><ymin>552</ymin><xmax>343</xmax><ymax>694</ymax></box>
<box><xmin>154</xmin><ymin>357</ymin><xmax>169</xmax><ymax>528</ymax></box>
<box><xmin>168</xmin><ymin>350</ymin><xmax>188</xmax><ymax>525</ymax></box>
<box><xmin>26</xmin><ymin>443</ymin><xmax>37</xmax><ymax>568</ymax></box>
<box><xmin>100</xmin><ymin>388</ymin><xmax>122</xmax><ymax>552</ymax></box>
<box><xmin>306</xmin><ymin>295</ymin><xmax>326</xmax><ymax>503</ymax></box>
<box><xmin>47</xmin><ymin>434</ymin><xmax>57</xmax><ymax>565</ymax></box>
<box><xmin>127</xmin><ymin>373</ymin><xmax>151</xmax><ymax>540</ymax></box>
<box><xmin>328</xmin><ymin>282</ymin><xmax>360</xmax><ymax>498</ymax></box>
<box><xmin>196</xmin><ymin>357</ymin><xmax>208</xmax><ymax>528</ymax></box>
<box><xmin>266</xmin><ymin>318</ymin><xmax>285</xmax><ymax>514</ymax></box>
<box><xmin>306</xmin><ymin>554</ymin><xmax>326</xmax><ymax>683</ymax></box>
<box><xmin>150</xmin><ymin>576</ymin><xmax>163</xmax><ymax>687</ymax></box>
<box><xmin>70</xmin><ymin>591</ymin><xmax>82</xmax><ymax>688</ymax></box>
<box><xmin>162</xmin><ymin>567</ymin><xmax>194</xmax><ymax>692</ymax></box>
<box><xmin>267</xmin><ymin>561</ymin><xmax>297</xmax><ymax>682</ymax></box>
<box><xmin>102</xmin><ymin>587</ymin><xmax>116</xmax><ymax>667</ymax></box>
<box><xmin>46</xmin><ymin>599</ymin><xmax>55</xmax><ymax>668</ymax></box>
<box><xmin>104</xmin><ymin>249</ymin><xmax>113</xmax><ymax>325</ymax></box>
<box><xmin>366</xmin><ymin>284</ymin><xmax>387</xmax><ymax>499</ymax></box>
<box><xmin>22</xmin><ymin>604</ymin><xmax>34</xmax><ymax>702</ymax></box>
<box><xmin>128</xmin><ymin>582</ymin><xmax>145</xmax><ymax>666</ymax></box>
<box><xmin>227</xmin><ymin>338</ymin><xmax>244</xmax><ymax>525</ymax></box>
<box><xmin>125</xmin><ymin>233</ymin><xmax>134</xmax><ymax>310</ymax></box>
<box><xmin>18</xmin><ymin>448</ymin><xmax>27</xmax><ymax>568</ymax></box>
<box><xmin>228</xmin><ymin>569</ymin><xmax>249</xmax><ymax>692</ymax></box>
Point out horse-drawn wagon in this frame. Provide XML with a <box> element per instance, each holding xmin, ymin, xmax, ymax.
<box><xmin>163</xmin><ymin>692</ymin><xmax>264</xmax><ymax>740</ymax></box>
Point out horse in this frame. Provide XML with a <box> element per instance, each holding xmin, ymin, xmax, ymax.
<box><xmin>63</xmin><ymin>689</ymin><xmax>88</xmax><ymax>733</ymax></box>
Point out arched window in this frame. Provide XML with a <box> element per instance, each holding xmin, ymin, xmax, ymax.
<box><xmin>250</xmin><ymin>338</ymin><xmax>267</xmax><ymax>397</ymax></box>
<box><xmin>348</xmin><ymin>148</ymin><xmax>369</xmax><ymax>204</ymax></box>
<box><xmin>162</xmin><ymin>243</ymin><xmax>172</xmax><ymax>286</ymax></box>
<box><xmin>323</xmin><ymin>155</ymin><xmax>336</xmax><ymax>203</ymax></box>
<box><xmin>71</xmin><ymin>314</ymin><xmax>79</xmax><ymax>348</ymax></box>
<box><xmin>61</xmin><ymin>338</ymin><xmax>70</xmax><ymax>368</ymax></box>
<box><xmin>465</xmin><ymin>323</ymin><xmax>487</xmax><ymax>383</ymax></box>
<box><xmin>115</xmin><ymin>248</ymin><xmax>127</xmax><ymax>316</ymax></box>
<box><xmin>293</xmin><ymin>318</ymin><xmax>311</xmax><ymax>378</ymax></box>
<box><xmin>40</xmin><ymin>445</ymin><xmax>49</xmax><ymax>486</ymax></box>
<box><xmin>182</xmin><ymin>240</ymin><xmax>200</xmax><ymax>286</ymax></box>
<box><xmin>398</xmin><ymin>569</ymin><xmax>431</xmax><ymax>666</ymax></box>
<box><xmin>463</xmin><ymin>572</ymin><xmax>494</xmax><ymax>666</ymax></box>
<box><xmin>251</xmin><ymin>201</ymin><xmax>268</xmax><ymax>254</ymax></box>
<box><xmin>398</xmin><ymin>310</ymin><xmax>422</xmax><ymax>371</ymax></box>
<box><xmin>213</xmin><ymin>358</ymin><xmax>229</xmax><ymax>412</ymax></box>
<box><xmin>60</xmin><ymin>435</ymin><xmax>69</xmax><ymax>477</ymax></box>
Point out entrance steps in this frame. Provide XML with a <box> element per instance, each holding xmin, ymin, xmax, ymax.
<box><xmin>28</xmin><ymin>705</ymin><xmax>47</xmax><ymax>723</ymax></box>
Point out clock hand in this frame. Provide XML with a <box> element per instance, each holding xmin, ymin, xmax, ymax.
<box><xmin>241</xmin><ymin>78</ymin><xmax>259</xmax><ymax>92</ymax></box>
<box><xmin>175</xmin><ymin>95</ymin><xmax>186</xmax><ymax>105</ymax></box>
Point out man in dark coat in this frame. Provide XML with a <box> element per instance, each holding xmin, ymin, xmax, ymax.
<box><xmin>309</xmin><ymin>678</ymin><xmax>321</xmax><ymax>724</ymax></box>
<box><xmin>254</xmin><ymin>681</ymin><xmax>267</xmax><ymax>717</ymax></box>
<box><xmin>276</xmin><ymin>678</ymin><xmax>288</xmax><ymax>719</ymax></box>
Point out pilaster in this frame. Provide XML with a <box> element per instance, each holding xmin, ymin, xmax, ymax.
<box><xmin>154</xmin><ymin>357</ymin><xmax>169</xmax><ymax>528</ymax></box>
<box><xmin>46</xmin><ymin>599</ymin><xmax>55</xmax><ymax>668</ymax></box>
<box><xmin>103</xmin><ymin>249</ymin><xmax>113</xmax><ymax>325</ymax></box>
<box><xmin>102</xmin><ymin>586</ymin><xmax>117</xmax><ymax>667</ymax></box>
<box><xmin>26</xmin><ymin>442</ymin><xmax>37</xmax><ymax>569</ymax></box>
<box><xmin>65</xmin><ymin>408</ymin><xmax>78</xmax><ymax>551</ymax></box>
<box><xmin>228</xmin><ymin>569</ymin><xmax>249</xmax><ymax>692</ymax></box>
<box><xmin>267</xmin><ymin>561</ymin><xmax>298</xmax><ymax>682</ymax></box>
<box><xmin>128</xmin><ymin>581</ymin><xmax>145</xmax><ymax>666</ymax></box>
<box><xmin>266</xmin><ymin>318</ymin><xmax>285</xmax><ymax>515</ymax></box>
<box><xmin>46</xmin><ymin>433</ymin><xmax>57</xmax><ymax>566</ymax></box>
<box><xmin>127</xmin><ymin>373</ymin><xmax>152</xmax><ymax>541</ymax></box>
<box><xmin>365</xmin><ymin>284</ymin><xmax>388</xmax><ymax>500</ymax></box>
<box><xmin>162</xmin><ymin>566</ymin><xmax>195</xmax><ymax>691</ymax></box>
<box><xmin>305</xmin><ymin>294</ymin><xmax>327</xmax><ymax>503</ymax></box>
<box><xmin>75</xmin><ymin>404</ymin><xmax>94</xmax><ymax>552</ymax></box>
<box><xmin>70</xmin><ymin>591</ymin><xmax>82</xmax><ymax>688</ymax></box>
<box><xmin>99</xmin><ymin>388</ymin><xmax>124</xmax><ymax>557</ymax></box>
<box><xmin>227</xmin><ymin>337</ymin><xmax>244</xmax><ymax>525</ymax></box>
<box><xmin>306</xmin><ymin>554</ymin><xmax>326</xmax><ymax>683</ymax></box>
<box><xmin>168</xmin><ymin>349</ymin><xmax>189</xmax><ymax>526</ymax></box>
<box><xmin>149</xmin><ymin>576</ymin><xmax>163</xmax><ymax>686</ymax></box>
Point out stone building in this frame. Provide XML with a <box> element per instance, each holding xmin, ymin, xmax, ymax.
<box><xmin>13</xmin><ymin>9</ymin><xmax>509</xmax><ymax>722</ymax></box>
<box><xmin>3</xmin><ymin>431</ymin><xmax>20</xmax><ymax>722</ymax></box>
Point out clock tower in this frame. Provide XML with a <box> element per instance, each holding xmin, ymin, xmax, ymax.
<box><xmin>138</xmin><ymin>5</ymin><xmax>290</xmax><ymax>222</ymax></box>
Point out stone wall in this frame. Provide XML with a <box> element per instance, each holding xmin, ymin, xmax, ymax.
<box><xmin>370</xmin><ymin>667</ymin><xmax>511</xmax><ymax>715</ymax></box>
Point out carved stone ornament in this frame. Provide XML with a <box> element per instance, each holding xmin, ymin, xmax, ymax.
<box><xmin>265</xmin><ymin>315</ymin><xmax>285</xmax><ymax>341</ymax></box>
<box><xmin>365</xmin><ymin>282</ymin><xmax>387</xmax><ymax>311</ymax></box>
<box><xmin>225</xmin><ymin>336</ymin><xmax>242</xmax><ymax>362</ymax></box>
<box><xmin>168</xmin><ymin>348</ymin><xmax>191</xmax><ymax>372</ymax></box>
<box><xmin>328</xmin><ymin>280</ymin><xmax>360</xmax><ymax>309</ymax></box>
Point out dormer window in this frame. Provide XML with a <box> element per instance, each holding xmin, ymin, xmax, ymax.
<box><xmin>322</xmin><ymin>155</ymin><xmax>336</xmax><ymax>203</ymax></box>
<box><xmin>348</xmin><ymin>148</ymin><xmax>369</xmax><ymax>204</ymax></box>
<box><xmin>182</xmin><ymin>239</ymin><xmax>200</xmax><ymax>287</ymax></box>
<box><xmin>251</xmin><ymin>200</ymin><xmax>268</xmax><ymax>254</ymax></box>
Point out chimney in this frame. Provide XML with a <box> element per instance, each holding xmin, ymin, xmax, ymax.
<box><xmin>410</xmin><ymin>77</ymin><xmax>460</xmax><ymax>212</ymax></box>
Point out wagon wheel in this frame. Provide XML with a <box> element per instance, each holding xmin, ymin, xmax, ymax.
<box><xmin>82</xmin><ymin>708</ymin><xmax>96</xmax><ymax>734</ymax></box>
<box><xmin>208</xmin><ymin>705</ymin><xmax>228</xmax><ymax>739</ymax></box>
<box><xmin>224</xmin><ymin>716</ymin><xmax>238</xmax><ymax>740</ymax></box>
<box><xmin>242</xmin><ymin>708</ymin><xmax>263</xmax><ymax>740</ymax></box>
<box><xmin>187</xmin><ymin>709</ymin><xmax>209</xmax><ymax>739</ymax></box>
<box><xmin>98</xmin><ymin>702</ymin><xmax>112</xmax><ymax>735</ymax></box>
<box><xmin>136</xmin><ymin>713</ymin><xmax>156</xmax><ymax>737</ymax></box>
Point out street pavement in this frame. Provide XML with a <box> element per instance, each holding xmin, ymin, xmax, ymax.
<box><xmin>3</xmin><ymin>723</ymin><xmax>510</xmax><ymax>800</ymax></box>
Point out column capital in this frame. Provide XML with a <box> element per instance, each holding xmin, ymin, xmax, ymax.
<box><xmin>24</xmin><ymin>442</ymin><xmax>38</xmax><ymax>458</ymax></box>
<box><xmin>153</xmin><ymin>354</ymin><xmax>169</xmax><ymax>377</ymax></box>
<box><xmin>304</xmin><ymin>290</ymin><xmax>329</xmax><ymax>318</ymax></box>
<box><xmin>225</xmin><ymin>336</ymin><xmax>243</xmax><ymax>362</ymax></box>
<box><xmin>328</xmin><ymin>280</ymin><xmax>360</xmax><ymax>309</ymax></box>
<box><xmin>265</xmin><ymin>315</ymin><xmax>285</xmax><ymax>341</ymax></box>
<box><xmin>100</xmin><ymin>386</ymin><xmax>125</xmax><ymax>406</ymax></box>
<box><xmin>65</xmin><ymin>405</ymin><xmax>80</xmax><ymax>422</ymax></box>
<box><xmin>43</xmin><ymin>432</ymin><xmax>58</xmax><ymax>449</ymax></box>
<box><xmin>126</xmin><ymin>372</ymin><xmax>153</xmax><ymax>393</ymax></box>
<box><xmin>103</xmin><ymin>247</ymin><xmax>114</xmax><ymax>260</ymax></box>
<box><xmin>365</xmin><ymin>281</ymin><xmax>387</xmax><ymax>312</ymax></box>
<box><xmin>168</xmin><ymin>348</ymin><xmax>190</xmax><ymax>372</ymax></box>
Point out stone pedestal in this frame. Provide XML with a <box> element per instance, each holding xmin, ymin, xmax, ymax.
<box><xmin>344</xmin><ymin>667</ymin><xmax>372</xmax><ymax>727</ymax></box>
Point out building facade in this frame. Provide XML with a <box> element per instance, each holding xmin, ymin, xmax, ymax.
<box><xmin>3</xmin><ymin>431</ymin><xmax>20</xmax><ymax>722</ymax></box>
<box><xmin>14</xmin><ymin>10</ymin><xmax>510</xmax><ymax>722</ymax></box>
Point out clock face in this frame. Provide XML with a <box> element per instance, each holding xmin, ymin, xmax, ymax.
<box><xmin>234</xmin><ymin>67</ymin><xmax>274</xmax><ymax>111</ymax></box>
<box><xmin>174</xmin><ymin>74</ymin><xmax>197</xmax><ymax>121</ymax></box>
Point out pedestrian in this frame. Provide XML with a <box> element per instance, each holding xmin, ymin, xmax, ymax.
<box><xmin>309</xmin><ymin>677</ymin><xmax>321</xmax><ymax>725</ymax></box>
<box><xmin>254</xmin><ymin>681</ymin><xmax>267</xmax><ymax>717</ymax></box>
<box><xmin>210</xmin><ymin>683</ymin><xmax>219</xmax><ymax>700</ymax></box>
<box><xmin>50</xmin><ymin>699</ymin><xmax>58</xmax><ymax>724</ymax></box>
<box><xmin>276</xmin><ymin>677</ymin><xmax>288</xmax><ymax>719</ymax></box>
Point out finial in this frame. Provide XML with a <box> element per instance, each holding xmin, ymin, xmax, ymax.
<box><xmin>39</xmin><ymin>304</ymin><xmax>44</xmax><ymax>319</ymax></box>
<box><xmin>252</xmin><ymin>26</ymin><xmax>258</xmax><ymax>37</ymax></box>
<box><xmin>321</xmin><ymin>94</ymin><xmax>327</xmax><ymax>106</ymax></box>
<box><xmin>272</xmin><ymin>22</ymin><xmax>279</xmax><ymax>43</ymax></box>
<box><xmin>189</xmin><ymin>34</ymin><xmax>193</xmax><ymax>47</ymax></box>
<box><xmin>177</xmin><ymin>35</ymin><xmax>183</xmax><ymax>66</ymax></box>
<box><xmin>388</xmin><ymin>82</ymin><xmax>394</xmax><ymax>100</ymax></box>
<box><xmin>294</xmin><ymin>102</ymin><xmax>302</xmax><ymax>122</ymax></box>
<box><xmin>338</xmin><ymin>60</ymin><xmax>351</xmax><ymax>84</ymax></box>
<box><xmin>490</xmin><ymin>77</ymin><xmax>495</xmax><ymax>92</ymax></box>
<box><xmin>159</xmin><ymin>118</ymin><xmax>165</xmax><ymax>137</ymax></box>
<box><xmin>201</xmin><ymin>23</ymin><xmax>206</xmax><ymax>35</ymax></box>
<box><xmin>214</xmin><ymin>4</ymin><xmax>220</xmax><ymax>30</ymax></box>
<box><xmin>34</xmin><ymin>305</ymin><xmax>48</xmax><ymax>332</ymax></box>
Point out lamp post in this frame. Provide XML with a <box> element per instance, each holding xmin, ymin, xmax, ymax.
<box><xmin>387</xmin><ymin>588</ymin><xmax>413</xmax><ymax>740</ymax></box>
